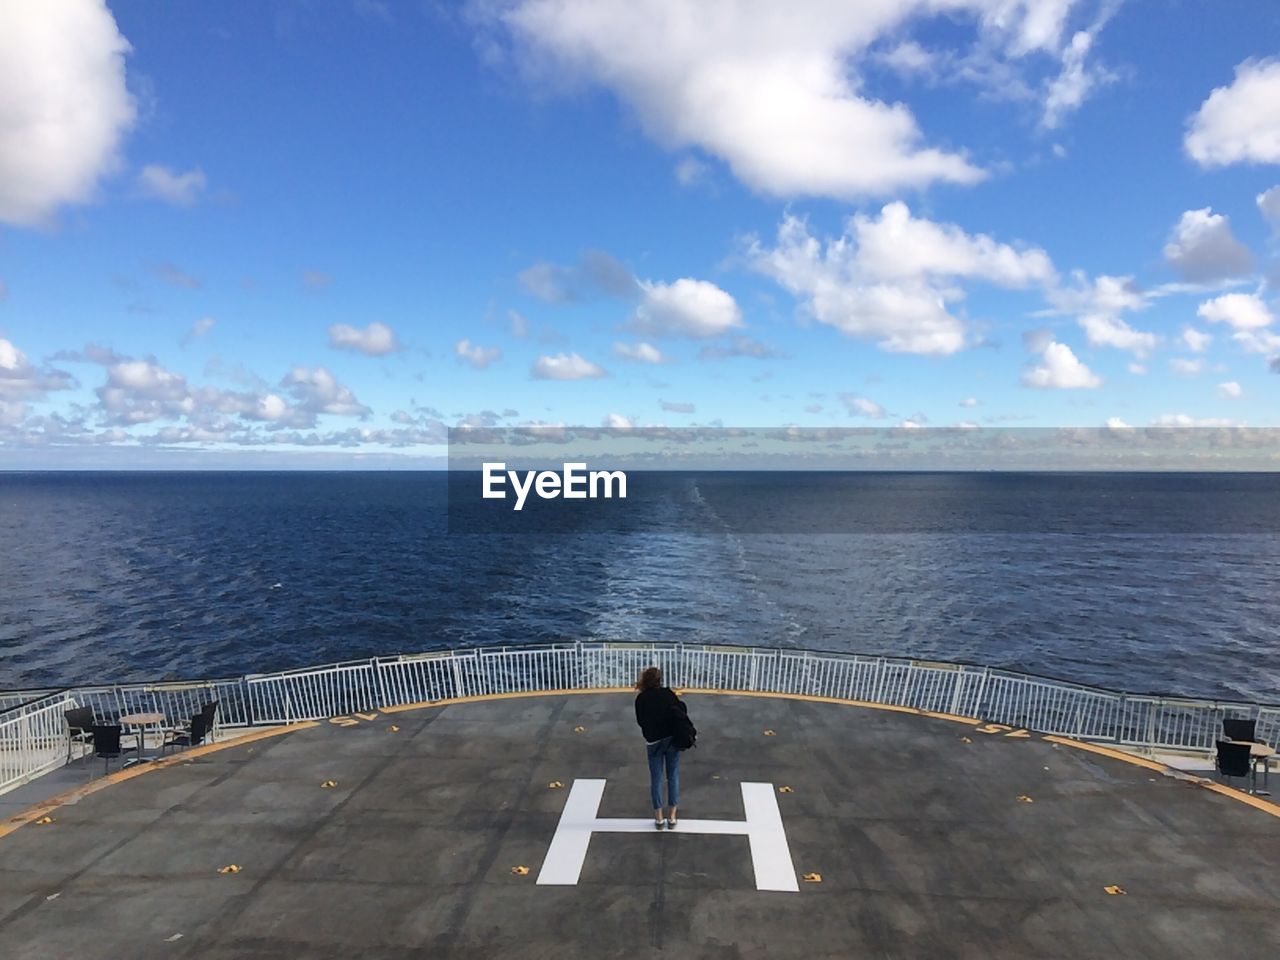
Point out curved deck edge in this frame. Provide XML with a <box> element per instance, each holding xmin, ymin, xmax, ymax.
<box><xmin>0</xmin><ymin>721</ymin><xmax>319</xmax><ymax>841</ymax></box>
<box><xmin>5</xmin><ymin>688</ymin><xmax>1275</xmax><ymax>844</ymax></box>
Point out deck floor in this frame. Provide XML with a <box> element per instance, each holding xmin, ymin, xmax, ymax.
<box><xmin>0</xmin><ymin>692</ymin><xmax>1277</xmax><ymax>959</ymax></box>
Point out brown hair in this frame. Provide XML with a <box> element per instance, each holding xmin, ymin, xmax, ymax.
<box><xmin>636</xmin><ymin>666</ymin><xmax>662</xmax><ymax>691</ymax></box>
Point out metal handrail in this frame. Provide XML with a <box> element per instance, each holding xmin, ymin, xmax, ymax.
<box><xmin>2</xmin><ymin>642</ymin><xmax>1276</xmax><ymax>796</ymax></box>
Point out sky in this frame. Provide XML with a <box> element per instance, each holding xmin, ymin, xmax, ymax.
<box><xmin>1</xmin><ymin>0</ymin><xmax>1279</xmax><ymax>467</ymax></box>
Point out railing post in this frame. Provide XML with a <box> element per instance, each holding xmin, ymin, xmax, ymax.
<box><xmin>947</xmin><ymin>670</ymin><xmax>965</xmax><ymax>717</ymax></box>
<box><xmin>19</xmin><ymin>714</ymin><xmax>31</xmax><ymax>783</ymax></box>
<box><xmin>450</xmin><ymin>652</ymin><xmax>466</xmax><ymax>699</ymax></box>
<box><xmin>973</xmin><ymin>667</ymin><xmax>989</xmax><ymax>721</ymax></box>
<box><xmin>372</xmin><ymin>658</ymin><xmax>388</xmax><ymax>711</ymax></box>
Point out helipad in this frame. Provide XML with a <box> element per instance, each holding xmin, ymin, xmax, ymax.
<box><xmin>0</xmin><ymin>692</ymin><xmax>1276</xmax><ymax>959</ymax></box>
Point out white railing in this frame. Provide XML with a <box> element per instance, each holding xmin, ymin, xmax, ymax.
<box><xmin>0</xmin><ymin>691</ymin><xmax>79</xmax><ymax>793</ymax></box>
<box><xmin>2</xmin><ymin>642</ymin><xmax>1277</xmax><ymax>796</ymax></box>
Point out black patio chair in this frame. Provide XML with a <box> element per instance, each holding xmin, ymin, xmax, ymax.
<box><xmin>1215</xmin><ymin>740</ymin><xmax>1257</xmax><ymax>794</ymax></box>
<box><xmin>168</xmin><ymin>699</ymin><xmax>219</xmax><ymax>750</ymax></box>
<box><xmin>163</xmin><ymin>712</ymin><xmax>209</xmax><ymax>753</ymax></box>
<box><xmin>1223</xmin><ymin>717</ymin><xmax>1259</xmax><ymax>743</ymax></box>
<box><xmin>89</xmin><ymin>724</ymin><xmax>124</xmax><ymax>778</ymax></box>
<box><xmin>65</xmin><ymin>706</ymin><xmax>95</xmax><ymax>765</ymax></box>
<box><xmin>201</xmin><ymin>700</ymin><xmax>220</xmax><ymax>742</ymax></box>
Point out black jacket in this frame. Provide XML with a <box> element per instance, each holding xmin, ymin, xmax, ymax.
<box><xmin>635</xmin><ymin>686</ymin><xmax>680</xmax><ymax>742</ymax></box>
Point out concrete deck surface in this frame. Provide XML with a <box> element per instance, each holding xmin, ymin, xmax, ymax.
<box><xmin>0</xmin><ymin>692</ymin><xmax>1276</xmax><ymax>959</ymax></box>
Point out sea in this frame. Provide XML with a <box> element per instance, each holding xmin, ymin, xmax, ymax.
<box><xmin>2</xmin><ymin>471</ymin><xmax>1278</xmax><ymax>703</ymax></box>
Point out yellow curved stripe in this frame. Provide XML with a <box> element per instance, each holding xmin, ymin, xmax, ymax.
<box><xmin>1044</xmin><ymin>734</ymin><xmax>1280</xmax><ymax>819</ymax></box>
<box><xmin>0</xmin><ymin>722</ymin><xmax>318</xmax><ymax>841</ymax></box>
<box><xmin>381</xmin><ymin>685</ymin><xmax>982</xmax><ymax>725</ymax></box>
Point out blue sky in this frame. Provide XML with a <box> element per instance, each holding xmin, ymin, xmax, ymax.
<box><xmin>1</xmin><ymin>0</ymin><xmax>1279</xmax><ymax>466</ymax></box>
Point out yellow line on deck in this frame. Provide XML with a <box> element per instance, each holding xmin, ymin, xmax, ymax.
<box><xmin>381</xmin><ymin>687</ymin><xmax>630</xmax><ymax>713</ymax></box>
<box><xmin>382</xmin><ymin>685</ymin><xmax>983</xmax><ymax>725</ymax></box>
<box><xmin>1044</xmin><ymin>734</ymin><xmax>1280</xmax><ymax>819</ymax></box>
<box><xmin>0</xmin><ymin>722</ymin><xmax>319</xmax><ymax>841</ymax></box>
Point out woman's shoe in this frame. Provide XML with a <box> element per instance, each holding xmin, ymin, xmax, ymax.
<box><xmin>666</xmin><ymin>817</ymin><xmax>677</xmax><ymax>830</ymax></box>
<box><xmin>654</xmin><ymin>819</ymin><xmax>665</xmax><ymax>830</ymax></box>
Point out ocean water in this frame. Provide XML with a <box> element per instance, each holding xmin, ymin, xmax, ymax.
<box><xmin>1</xmin><ymin>471</ymin><xmax>1278</xmax><ymax>703</ymax></box>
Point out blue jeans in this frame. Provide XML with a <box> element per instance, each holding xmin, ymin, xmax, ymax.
<box><xmin>647</xmin><ymin>737</ymin><xmax>680</xmax><ymax>811</ymax></box>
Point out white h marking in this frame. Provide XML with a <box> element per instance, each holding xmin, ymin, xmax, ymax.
<box><xmin>536</xmin><ymin>779</ymin><xmax>799</xmax><ymax>892</ymax></box>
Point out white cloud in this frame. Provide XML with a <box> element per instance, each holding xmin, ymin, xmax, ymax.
<box><xmin>1170</xmin><ymin>357</ymin><xmax>1204</xmax><ymax>376</ymax></box>
<box><xmin>0</xmin><ymin>338</ymin><xmax>76</xmax><ymax>426</ymax></box>
<box><xmin>1163</xmin><ymin>208</ymin><xmax>1253</xmax><ymax>282</ymax></box>
<box><xmin>1042</xmin><ymin>27</ymin><xmax>1111</xmax><ymax>130</ymax></box>
<box><xmin>980</xmin><ymin>0</ymin><xmax>1077</xmax><ymax>56</ymax></box>
<box><xmin>0</xmin><ymin>0</ymin><xmax>136</xmax><ymax>226</ymax></box>
<box><xmin>1259</xmin><ymin>186</ymin><xmax>1280</xmax><ymax>226</ymax></box>
<box><xmin>960</xmin><ymin>396</ymin><xmax>978</xmax><ymax>407</ymax></box>
<box><xmin>1181</xmin><ymin>328</ymin><xmax>1212</xmax><ymax>353</ymax></box>
<box><xmin>484</xmin><ymin>2</ymin><xmax>1122</xmax><ymax>199</ymax></box>
<box><xmin>518</xmin><ymin>250</ymin><xmax>637</xmax><ymax>303</ymax></box>
<box><xmin>839</xmin><ymin>394</ymin><xmax>887</xmax><ymax>418</ymax></box>
<box><xmin>631</xmin><ymin>278</ymin><xmax>742</xmax><ymax>339</ymax></box>
<box><xmin>698</xmin><ymin>335</ymin><xmax>784</xmax><ymax>361</ymax></box>
<box><xmin>603</xmin><ymin>412</ymin><xmax>633</xmax><ymax>428</ymax></box>
<box><xmin>1022</xmin><ymin>327</ymin><xmax>1054</xmax><ymax>353</ymax></box>
<box><xmin>76</xmin><ymin>349</ymin><xmax>370</xmax><ymax>431</ymax></box>
<box><xmin>455</xmin><ymin>339</ymin><xmax>502</xmax><ymax>369</ymax></box>
<box><xmin>1185</xmin><ymin>57</ymin><xmax>1280</xmax><ymax>167</ymax></box>
<box><xmin>1197</xmin><ymin>292</ymin><xmax>1273</xmax><ymax>330</ymax></box>
<box><xmin>531</xmin><ymin>352</ymin><xmax>607</xmax><ymax>380</ymax></box>
<box><xmin>1105</xmin><ymin>417</ymin><xmax>1131</xmax><ymax>430</ymax></box>
<box><xmin>491</xmin><ymin>0</ymin><xmax>994</xmax><ymax>199</ymax></box>
<box><xmin>674</xmin><ymin>156</ymin><xmax>709</xmax><ymax>186</ymax></box>
<box><xmin>327</xmin><ymin>322</ymin><xmax>402</xmax><ymax>356</ymax></box>
<box><xmin>660</xmin><ymin>399</ymin><xmax>695</xmax><ymax>413</ymax></box>
<box><xmin>155</xmin><ymin>263</ymin><xmax>201</xmax><ymax>289</ymax></box>
<box><xmin>181</xmin><ymin>316</ymin><xmax>216</xmax><ymax>346</ymax></box>
<box><xmin>1077</xmin><ymin>313</ymin><xmax>1157</xmax><ymax>356</ymax></box>
<box><xmin>613</xmin><ymin>341</ymin><xmax>666</xmax><ymax>364</ymax></box>
<box><xmin>137</xmin><ymin>164</ymin><xmax>206</xmax><ymax>206</ymax></box>
<box><xmin>1021</xmin><ymin>341</ymin><xmax>1101</xmax><ymax>388</ymax></box>
<box><xmin>877</xmin><ymin>40</ymin><xmax>936</xmax><ymax>75</ymax></box>
<box><xmin>302</xmin><ymin>270</ymin><xmax>334</xmax><ymax>290</ymax></box>
<box><xmin>1217</xmin><ymin>380</ymin><xmax>1243</xmax><ymax>399</ymax></box>
<box><xmin>508</xmin><ymin>309</ymin><xmax>530</xmax><ymax>338</ymax></box>
<box><xmin>752</xmin><ymin>203</ymin><xmax>1054</xmax><ymax>355</ymax></box>
<box><xmin>1151</xmin><ymin>414</ymin><xmax>1242</xmax><ymax>428</ymax></box>
<box><xmin>280</xmin><ymin>366</ymin><xmax>371</xmax><ymax>419</ymax></box>
<box><xmin>846</xmin><ymin>201</ymin><xmax>1055</xmax><ymax>286</ymax></box>
<box><xmin>1233</xmin><ymin>328</ymin><xmax>1280</xmax><ymax>355</ymax></box>
<box><xmin>1048</xmin><ymin>272</ymin><xmax>1145</xmax><ymax>315</ymax></box>
<box><xmin>1127</xmin><ymin>363</ymin><xmax>1146</xmax><ymax>375</ymax></box>
<box><xmin>1043</xmin><ymin>272</ymin><xmax>1159</xmax><ymax>356</ymax></box>
<box><xmin>94</xmin><ymin>358</ymin><xmax>192</xmax><ymax>424</ymax></box>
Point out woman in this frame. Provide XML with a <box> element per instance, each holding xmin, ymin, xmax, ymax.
<box><xmin>634</xmin><ymin>665</ymin><xmax>682</xmax><ymax>829</ymax></box>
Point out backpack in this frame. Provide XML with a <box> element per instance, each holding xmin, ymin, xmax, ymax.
<box><xmin>669</xmin><ymin>699</ymin><xmax>697</xmax><ymax>751</ymax></box>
